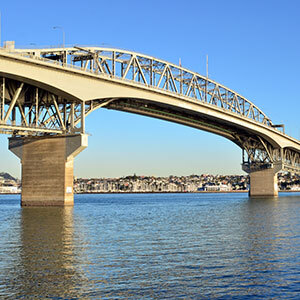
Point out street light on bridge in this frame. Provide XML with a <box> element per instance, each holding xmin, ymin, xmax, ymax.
<box><xmin>53</xmin><ymin>26</ymin><xmax>65</xmax><ymax>48</ymax></box>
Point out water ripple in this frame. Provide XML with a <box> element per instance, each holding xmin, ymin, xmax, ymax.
<box><xmin>0</xmin><ymin>193</ymin><xmax>300</xmax><ymax>299</ymax></box>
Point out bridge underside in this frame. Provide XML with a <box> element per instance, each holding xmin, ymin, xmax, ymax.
<box><xmin>104</xmin><ymin>99</ymin><xmax>300</xmax><ymax>197</ymax></box>
<box><xmin>104</xmin><ymin>98</ymin><xmax>300</xmax><ymax>174</ymax></box>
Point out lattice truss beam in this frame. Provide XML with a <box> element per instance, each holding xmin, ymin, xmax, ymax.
<box><xmin>0</xmin><ymin>78</ymin><xmax>86</xmax><ymax>135</ymax></box>
<box><xmin>70</xmin><ymin>48</ymin><xmax>274</xmax><ymax>126</ymax></box>
<box><xmin>17</xmin><ymin>46</ymin><xmax>277</xmax><ymax>128</ymax></box>
<box><xmin>240</xmin><ymin>135</ymin><xmax>300</xmax><ymax>174</ymax></box>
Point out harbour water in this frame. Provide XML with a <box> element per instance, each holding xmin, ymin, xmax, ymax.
<box><xmin>0</xmin><ymin>192</ymin><xmax>300</xmax><ymax>299</ymax></box>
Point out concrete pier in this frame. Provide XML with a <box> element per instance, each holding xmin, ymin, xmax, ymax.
<box><xmin>9</xmin><ymin>134</ymin><xmax>88</xmax><ymax>206</ymax></box>
<box><xmin>249</xmin><ymin>168</ymin><xmax>280</xmax><ymax>197</ymax></box>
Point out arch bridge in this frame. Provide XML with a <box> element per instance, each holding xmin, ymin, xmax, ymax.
<box><xmin>0</xmin><ymin>44</ymin><xmax>299</xmax><ymax>205</ymax></box>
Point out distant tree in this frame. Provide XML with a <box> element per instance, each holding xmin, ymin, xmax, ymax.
<box><xmin>0</xmin><ymin>172</ymin><xmax>17</xmax><ymax>181</ymax></box>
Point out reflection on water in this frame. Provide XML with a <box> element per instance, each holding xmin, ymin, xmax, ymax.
<box><xmin>235</xmin><ymin>196</ymin><xmax>300</xmax><ymax>298</ymax></box>
<box><xmin>0</xmin><ymin>193</ymin><xmax>300</xmax><ymax>299</ymax></box>
<box><xmin>1</xmin><ymin>206</ymin><xmax>88</xmax><ymax>299</ymax></box>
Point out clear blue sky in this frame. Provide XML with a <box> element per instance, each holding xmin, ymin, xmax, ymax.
<box><xmin>0</xmin><ymin>0</ymin><xmax>299</xmax><ymax>178</ymax></box>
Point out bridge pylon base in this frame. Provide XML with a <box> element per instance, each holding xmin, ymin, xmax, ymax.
<box><xmin>247</xmin><ymin>166</ymin><xmax>281</xmax><ymax>197</ymax></box>
<box><xmin>9</xmin><ymin>134</ymin><xmax>88</xmax><ymax>206</ymax></box>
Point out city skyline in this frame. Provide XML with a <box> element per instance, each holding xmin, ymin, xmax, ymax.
<box><xmin>0</xmin><ymin>0</ymin><xmax>299</xmax><ymax>178</ymax></box>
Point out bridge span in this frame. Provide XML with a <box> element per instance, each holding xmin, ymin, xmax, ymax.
<box><xmin>0</xmin><ymin>44</ymin><xmax>299</xmax><ymax>205</ymax></box>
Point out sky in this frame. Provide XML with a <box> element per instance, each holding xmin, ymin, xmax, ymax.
<box><xmin>0</xmin><ymin>0</ymin><xmax>299</xmax><ymax>179</ymax></box>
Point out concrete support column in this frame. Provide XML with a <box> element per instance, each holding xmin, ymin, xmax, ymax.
<box><xmin>249</xmin><ymin>168</ymin><xmax>279</xmax><ymax>197</ymax></box>
<box><xmin>9</xmin><ymin>134</ymin><xmax>88</xmax><ymax>206</ymax></box>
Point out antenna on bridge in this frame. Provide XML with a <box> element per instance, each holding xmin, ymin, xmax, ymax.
<box><xmin>206</xmin><ymin>55</ymin><xmax>208</xmax><ymax>79</ymax></box>
<box><xmin>0</xmin><ymin>11</ymin><xmax>2</xmax><ymax>47</ymax></box>
<box><xmin>53</xmin><ymin>26</ymin><xmax>65</xmax><ymax>48</ymax></box>
<box><xmin>179</xmin><ymin>58</ymin><xmax>182</xmax><ymax>67</ymax></box>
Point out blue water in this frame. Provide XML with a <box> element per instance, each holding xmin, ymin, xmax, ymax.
<box><xmin>0</xmin><ymin>192</ymin><xmax>300</xmax><ymax>299</ymax></box>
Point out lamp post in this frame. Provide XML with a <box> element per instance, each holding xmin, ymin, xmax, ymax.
<box><xmin>0</xmin><ymin>11</ymin><xmax>2</xmax><ymax>47</ymax></box>
<box><xmin>53</xmin><ymin>26</ymin><xmax>65</xmax><ymax>48</ymax></box>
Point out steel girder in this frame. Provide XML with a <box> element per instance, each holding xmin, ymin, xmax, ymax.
<box><xmin>2</xmin><ymin>46</ymin><xmax>299</xmax><ymax>174</ymax></box>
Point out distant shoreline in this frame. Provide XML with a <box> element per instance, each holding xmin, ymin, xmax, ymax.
<box><xmin>0</xmin><ymin>190</ymin><xmax>299</xmax><ymax>195</ymax></box>
<box><xmin>75</xmin><ymin>190</ymin><xmax>249</xmax><ymax>194</ymax></box>
<box><xmin>74</xmin><ymin>190</ymin><xmax>300</xmax><ymax>195</ymax></box>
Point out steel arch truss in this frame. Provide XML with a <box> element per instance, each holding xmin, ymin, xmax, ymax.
<box><xmin>0</xmin><ymin>77</ymin><xmax>85</xmax><ymax>135</ymax></box>
<box><xmin>71</xmin><ymin>48</ymin><xmax>273</xmax><ymax>126</ymax></box>
<box><xmin>241</xmin><ymin>135</ymin><xmax>300</xmax><ymax>174</ymax></box>
<box><xmin>17</xmin><ymin>46</ymin><xmax>274</xmax><ymax>128</ymax></box>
